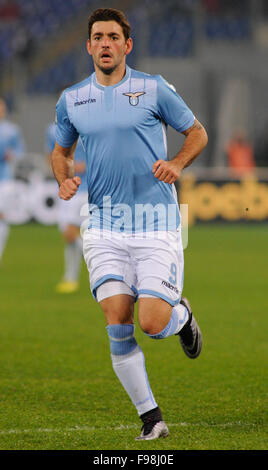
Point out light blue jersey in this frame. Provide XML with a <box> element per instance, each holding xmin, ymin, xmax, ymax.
<box><xmin>0</xmin><ymin>119</ymin><xmax>25</xmax><ymax>181</ymax></box>
<box><xmin>55</xmin><ymin>66</ymin><xmax>194</xmax><ymax>232</ymax></box>
<box><xmin>45</xmin><ymin>121</ymin><xmax>87</xmax><ymax>192</ymax></box>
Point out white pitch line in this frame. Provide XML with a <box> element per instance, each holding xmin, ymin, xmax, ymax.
<box><xmin>0</xmin><ymin>422</ymin><xmax>258</xmax><ymax>436</ymax></box>
<box><xmin>0</xmin><ymin>426</ymin><xmax>96</xmax><ymax>436</ymax></box>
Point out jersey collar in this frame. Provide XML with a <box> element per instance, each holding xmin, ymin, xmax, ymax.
<box><xmin>93</xmin><ymin>65</ymin><xmax>130</xmax><ymax>90</ymax></box>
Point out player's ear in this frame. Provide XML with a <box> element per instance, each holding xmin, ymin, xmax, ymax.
<box><xmin>86</xmin><ymin>39</ymin><xmax>92</xmax><ymax>56</ymax></box>
<box><xmin>125</xmin><ymin>37</ymin><xmax>133</xmax><ymax>56</ymax></box>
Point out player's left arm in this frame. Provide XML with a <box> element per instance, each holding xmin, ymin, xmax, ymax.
<box><xmin>153</xmin><ymin>118</ymin><xmax>208</xmax><ymax>184</ymax></box>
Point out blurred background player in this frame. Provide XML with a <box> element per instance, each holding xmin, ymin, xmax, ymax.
<box><xmin>0</xmin><ymin>97</ymin><xmax>25</xmax><ymax>266</ymax></box>
<box><xmin>225</xmin><ymin>129</ymin><xmax>256</xmax><ymax>177</ymax></box>
<box><xmin>45</xmin><ymin>119</ymin><xmax>87</xmax><ymax>293</ymax></box>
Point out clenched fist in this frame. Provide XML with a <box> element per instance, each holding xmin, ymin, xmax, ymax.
<box><xmin>152</xmin><ymin>159</ymin><xmax>181</xmax><ymax>184</ymax></box>
<box><xmin>59</xmin><ymin>176</ymin><xmax>81</xmax><ymax>200</ymax></box>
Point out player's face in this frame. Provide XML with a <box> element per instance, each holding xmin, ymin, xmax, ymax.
<box><xmin>87</xmin><ymin>21</ymin><xmax>132</xmax><ymax>75</ymax></box>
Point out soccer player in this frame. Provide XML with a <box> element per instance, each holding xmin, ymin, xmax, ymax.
<box><xmin>51</xmin><ymin>8</ymin><xmax>208</xmax><ymax>440</ymax></box>
<box><xmin>45</xmin><ymin>120</ymin><xmax>88</xmax><ymax>293</ymax></box>
<box><xmin>0</xmin><ymin>98</ymin><xmax>25</xmax><ymax>265</ymax></box>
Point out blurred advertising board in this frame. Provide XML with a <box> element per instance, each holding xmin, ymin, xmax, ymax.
<box><xmin>179</xmin><ymin>172</ymin><xmax>268</xmax><ymax>225</ymax></box>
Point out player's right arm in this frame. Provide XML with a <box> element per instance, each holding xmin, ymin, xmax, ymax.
<box><xmin>53</xmin><ymin>90</ymin><xmax>81</xmax><ymax>200</ymax></box>
<box><xmin>51</xmin><ymin>141</ymin><xmax>81</xmax><ymax>200</ymax></box>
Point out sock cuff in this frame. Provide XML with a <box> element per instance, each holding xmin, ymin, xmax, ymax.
<box><xmin>106</xmin><ymin>323</ymin><xmax>134</xmax><ymax>339</ymax></box>
<box><xmin>107</xmin><ymin>324</ymin><xmax>137</xmax><ymax>355</ymax></box>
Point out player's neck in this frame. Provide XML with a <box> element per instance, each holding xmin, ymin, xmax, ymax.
<box><xmin>95</xmin><ymin>62</ymin><xmax>127</xmax><ymax>87</ymax></box>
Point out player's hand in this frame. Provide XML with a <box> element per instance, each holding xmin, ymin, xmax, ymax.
<box><xmin>152</xmin><ymin>159</ymin><xmax>181</xmax><ymax>184</ymax></box>
<box><xmin>59</xmin><ymin>176</ymin><xmax>81</xmax><ymax>200</ymax></box>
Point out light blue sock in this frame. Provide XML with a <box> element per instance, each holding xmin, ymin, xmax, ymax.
<box><xmin>145</xmin><ymin>304</ymin><xmax>189</xmax><ymax>340</ymax></box>
<box><xmin>107</xmin><ymin>324</ymin><xmax>157</xmax><ymax>416</ymax></box>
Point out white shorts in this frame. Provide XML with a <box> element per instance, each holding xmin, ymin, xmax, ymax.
<box><xmin>83</xmin><ymin>229</ymin><xmax>184</xmax><ymax>306</ymax></box>
<box><xmin>58</xmin><ymin>191</ymin><xmax>88</xmax><ymax>232</ymax></box>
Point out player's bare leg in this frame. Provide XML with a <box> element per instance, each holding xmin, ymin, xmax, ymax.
<box><xmin>99</xmin><ymin>293</ymin><xmax>165</xmax><ymax>440</ymax></box>
<box><xmin>135</xmin><ymin>296</ymin><xmax>202</xmax><ymax>439</ymax></box>
<box><xmin>100</xmin><ymin>294</ymin><xmax>134</xmax><ymax>325</ymax></box>
<box><xmin>138</xmin><ymin>297</ymin><xmax>173</xmax><ymax>334</ymax></box>
<box><xmin>138</xmin><ymin>296</ymin><xmax>202</xmax><ymax>356</ymax></box>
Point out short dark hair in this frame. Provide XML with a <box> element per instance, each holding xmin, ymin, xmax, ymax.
<box><xmin>88</xmin><ymin>8</ymin><xmax>131</xmax><ymax>41</ymax></box>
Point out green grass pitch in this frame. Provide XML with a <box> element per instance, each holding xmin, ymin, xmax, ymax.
<box><xmin>0</xmin><ymin>223</ymin><xmax>267</xmax><ymax>450</ymax></box>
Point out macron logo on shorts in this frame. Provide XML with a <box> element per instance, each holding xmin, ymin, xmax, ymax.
<box><xmin>162</xmin><ymin>280</ymin><xmax>179</xmax><ymax>295</ymax></box>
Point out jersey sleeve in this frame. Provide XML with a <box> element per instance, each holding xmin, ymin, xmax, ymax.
<box><xmin>55</xmin><ymin>92</ymin><xmax>79</xmax><ymax>147</ymax></box>
<box><xmin>156</xmin><ymin>75</ymin><xmax>195</xmax><ymax>133</ymax></box>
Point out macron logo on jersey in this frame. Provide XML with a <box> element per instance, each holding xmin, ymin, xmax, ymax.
<box><xmin>123</xmin><ymin>92</ymin><xmax>145</xmax><ymax>106</ymax></box>
<box><xmin>74</xmin><ymin>98</ymin><xmax>96</xmax><ymax>107</ymax></box>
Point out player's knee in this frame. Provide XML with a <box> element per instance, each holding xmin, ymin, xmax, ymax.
<box><xmin>100</xmin><ymin>298</ymin><xmax>134</xmax><ymax>325</ymax></box>
<box><xmin>138</xmin><ymin>298</ymin><xmax>172</xmax><ymax>336</ymax></box>
<box><xmin>138</xmin><ymin>310</ymin><xmax>166</xmax><ymax>335</ymax></box>
<box><xmin>105</xmin><ymin>310</ymin><xmax>133</xmax><ymax>325</ymax></box>
<box><xmin>139</xmin><ymin>317</ymin><xmax>163</xmax><ymax>336</ymax></box>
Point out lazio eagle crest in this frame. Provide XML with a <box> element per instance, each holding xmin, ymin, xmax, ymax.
<box><xmin>123</xmin><ymin>91</ymin><xmax>145</xmax><ymax>106</ymax></box>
